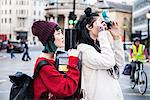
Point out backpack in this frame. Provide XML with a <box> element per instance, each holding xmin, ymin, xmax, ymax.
<box><xmin>9</xmin><ymin>60</ymin><xmax>49</xmax><ymax>100</ymax></box>
<box><xmin>122</xmin><ymin>64</ymin><xmax>132</xmax><ymax>75</ymax></box>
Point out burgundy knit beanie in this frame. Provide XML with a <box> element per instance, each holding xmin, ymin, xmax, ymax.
<box><xmin>32</xmin><ymin>21</ymin><xmax>58</xmax><ymax>46</ymax></box>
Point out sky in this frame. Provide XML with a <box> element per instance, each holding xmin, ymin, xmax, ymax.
<box><xmin>107</xmin><ymin>0</ymin><xmax>133</xmax><ymax>5</ymax></box>
<box><xmin>87</xmin><ymin>0</ymin><xmax>134</xmax><ymax>5</ymax></box>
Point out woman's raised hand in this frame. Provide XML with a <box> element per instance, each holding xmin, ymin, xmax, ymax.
<box><xmin>108</xmin><ymin>21</ymin><xmax>121</xmax><ymax>40</ymax></box>
<box><xmin>68</xmin><ymin>49</ymin><xmax>80</xmax><ymax>57</ymax></box>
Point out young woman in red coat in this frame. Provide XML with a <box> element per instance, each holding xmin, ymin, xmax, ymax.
<box><xmin>32</xmin><ymin>21</ymin><xmax>80</xmax><ymax>100</ymax></box>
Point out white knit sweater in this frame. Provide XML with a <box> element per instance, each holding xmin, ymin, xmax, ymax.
<box><xmin>77</xmin><ymin>31</ymin><xmax>125</xmax><ymax>100</ymax></box>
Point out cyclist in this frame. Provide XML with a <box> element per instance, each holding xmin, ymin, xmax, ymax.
<box><xmin>129</xmin><ymin>37</ymin><xmax>149</xmax><ymax>82</ymax></box>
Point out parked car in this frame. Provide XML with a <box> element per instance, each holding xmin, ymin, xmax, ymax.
<box><xmin>7</xmin><ymin>41</ymin><xmax>24</xmax><ymax>53</ymax></box>
<box><xmin>2</xmin><ymin>41</ymin><xmax>8</xmax><ymax>49</ymax></box>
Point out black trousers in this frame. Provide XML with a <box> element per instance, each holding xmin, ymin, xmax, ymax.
<box><xmin>130</xmin><ymin>61</ymin><xmax>141</xmax><ymax>80</ymax></box>
<box><xmin>22</xmin><ymin>51</ymin><xmax>31</xmax><ymax>60</ymax></box>
<box><xmin>130</xmin><ymin>62</ymin><xmax>136</xmax><ymax>79</ymax></box>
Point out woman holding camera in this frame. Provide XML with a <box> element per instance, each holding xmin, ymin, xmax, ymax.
<box><xmin>76</xmin><ymin>8</ymin><xmax>124</xmax><ymax>100</ymax></box>
<box><xmin>32</xmin><ymin>21</ymin><xmax>80</xmax><ymax>100</ymax></box>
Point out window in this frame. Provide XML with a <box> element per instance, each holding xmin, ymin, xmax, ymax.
<box><xmin>33</xmin><ymin>19</ymin><xmax>36</xmax><ymax>22</ymax></box>
<box><xmin>5</xmin><ymin>18</ymin><xmax>7</xmax><ymax>23</ymax></box>
<box><xmin>34</xmin><ymin>10</ymin><xmax>36</xmax><ymax>15</ymax></box>
<box><xmin>9</xmin><ymin>10</ymin><xmax>11</xmax><ymax>14</ymax></box>
<box><xmin>9</xmin><ymin>18</ymin><xmax>11</xmax><ymax>23</ymax></box>
<box><xmin>134</xmin><ymin>0</ymin><xmax>150</xmax><ymax>11</ymax></box>
<box><xmin>27</xmin><ymin>1</ymin><xmax>29</xmax><ymax>5</ymax></box>
<box><xmin>9</xmin><ymin>0</ymin><xmax>11</xmax><ymax>5</ymax></box>
<box><xmin>1</xmin><ymin>18</ymin><xmax>3</xmax><ymax>23</ymax></box>
<box><xmin>60</xmin><ymin>3</ymin><xmax>63</xmax><ymax>6</ymax></box>
<box><xmin>34</xmin><ymin>1</ymin><xmax>36</xmax><ymax>6</ymax></box>
<box><xmin>134</xmin><ymin>14</ymin><xmax>146</xmax><ymax>26</ymax></box>
<box><xmin>22</xmin><ymin>21</ymin><xmax>25</xmax><ymax>27</ymax></box>
<box><xmin>19</xmin><ymin>22</ymin><xmax>21</xmax><ymax>27</ymax></box>
<box><xmin>5</xmin><ymin>10</ymin><xmax>7</xmax><ymax>14</ymax></box>
<box><xmin>5</xmin><ymin>0</ymin><xmax>7</xmax><ymax>5</ymax></box>
<box><xmin>16</xmin><ymin>10</ymin><xmax>18</xmax><ymax>14</ymax></box>
<box><xmin>21</xmin><ymin>1</ymin><xmax>23</xmax><ymax>5</ymax></box>
<box><xmin>21</xmin><ymin>10</ymin><xmax>23</xmax><ymax>14</ymax></box>
<box><xmin>39</xmin><ymin>11</ymin><xmax>41</xmax><ymax>16</ymax></box>
<box><xmin>39</xmin><ymin>1</ymin><xmax>41</xmax><ymax>6</ymax></box>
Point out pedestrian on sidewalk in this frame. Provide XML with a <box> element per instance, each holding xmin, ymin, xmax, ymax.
<box><xmin>31</xmin><ymin>21</ymin><xmax>80</xmax><ymax>100</ymax></box>
<box><xmin>9</xmin><ymin>43</ymin><xmax>15</xmax><ymax>59</ymax></box>
<box><xmin>22</xmin><ymin>41</ymin><xmax>31</xmax><ymax>61</ymax></box>
<box><xmin>76</xmin><ymin>7</ymin><xmax>125</xmax><ymax>100</ymax></box>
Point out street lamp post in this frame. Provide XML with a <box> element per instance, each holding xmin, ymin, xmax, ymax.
<box><xmin>123</xmin><ymin>24</ymin><xmax>127</xmax><ymax>50</ymax></box>
<box><xmin>73</xmin><ymin>0</ymin><xmax>75</xmax><ymax>14</ymax></box>
<box><xmin>123</xmin><ymin>29</ymin><xmax>126</xmax><ymax>50</ymax></box>
<box><xmin>146</xmin><ymin>11</ymin><xmax>150</xmax><ymax>55</ymax></box>
<box><xmin>123</xmin><ymin>17</ymin><xmax>128</xmax><ymax>50</ymax></box>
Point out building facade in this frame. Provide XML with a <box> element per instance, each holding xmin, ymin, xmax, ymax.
<box><xmin>45</xmin><ymin>0</ymin><xmax>95</xmax><ymax>29</ymax></box>
<box><xmin>97</xmin><ymin>1</ymin><xmax>132</xmax><ymax>41</ymax></box>
<box><xmin>132</xmin><ymin>0</ymin><xmax>150</xmax><ymax>40</ymax></box>
<box><xmin>0</xmin><ymin>0</ymin><xmax>48</xmax><ymax>42</ymax></box>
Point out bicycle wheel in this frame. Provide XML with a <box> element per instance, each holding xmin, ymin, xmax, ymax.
<box><xmin>138</xmin><ymin>71</ymin><xmax>147</xmax><ymax>95</ymax></box>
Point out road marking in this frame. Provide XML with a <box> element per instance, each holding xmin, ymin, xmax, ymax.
<box><xmin>123</xmin><ymin>92</ymin><xmax>150</xmax><ymax>96</ymax></box>
<box><xmin>0</xmin><ymin>80</ymin><xmax>6</xmax><ymax>84</ymax></box>
<box><xmin>0</xmin><ymin>55</ymin><xmax>7</xmax><ymax>60</ymax></box>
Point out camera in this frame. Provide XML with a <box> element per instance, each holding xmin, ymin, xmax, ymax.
<box><xmin>101</xmin><ymin>10</ymin><xmax>112</xmax><ymax>29</ymax></box>
<box><xmin>55</xmin><ymin>50</ymin><xmax>68</xmax><ymax>74</ymax></box>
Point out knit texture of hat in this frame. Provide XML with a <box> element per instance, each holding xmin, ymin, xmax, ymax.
<box><xmin>32</xmin><ymin>21</ymin><xmax>58</xmax><ymax>46</ymax></box>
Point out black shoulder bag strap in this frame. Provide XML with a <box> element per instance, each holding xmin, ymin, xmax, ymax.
<box><xmin>78</xmin><ymin>51</ymin><xmax>83</xmax><ymax>99</ymax></box>
<box><xmin>32</xmin><ymin>60</ymin><xmax>49</xmax><ymax>79</ymax></box>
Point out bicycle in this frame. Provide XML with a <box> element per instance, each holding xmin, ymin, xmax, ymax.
<box><xmin>130</xmin><ymin>59</ymin><xmax>148</xmax><ymax>95</ymax></box>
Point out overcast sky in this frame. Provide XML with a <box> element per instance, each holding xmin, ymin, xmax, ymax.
<box><xmin>107</xmin><ymin>0</ymin><xmax>133</xmax><ymax>5</ymax></box>
<box><xmin>87</xmin><ymin>0</ymin><xmax>134</xmax><ymax>5</ymax></box>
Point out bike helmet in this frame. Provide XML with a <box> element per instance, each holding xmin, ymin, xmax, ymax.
<box><xmin>133</xmin><ymin>37</ymin><xmax>140</xmax><ymax>42</ymax></box>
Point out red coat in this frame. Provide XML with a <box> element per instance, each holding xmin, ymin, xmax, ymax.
<box><xmin>33</xmin><ymin>56</ymin><xmax>80</xmax><ymax>100</ymax></box>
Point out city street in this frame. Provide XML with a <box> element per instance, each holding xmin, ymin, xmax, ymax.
<box><xmin>120</xmin><ymin>63</ymin><xmax>150</xmax><ymax>100</ymax></box>
<box><xmin>0</xmin><ymin>47</ymin><xmax>150</xmax><ymax>100</ymax></box>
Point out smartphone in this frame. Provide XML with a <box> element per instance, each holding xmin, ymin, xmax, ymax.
<box><xmin>55</xmin><ymin>50</ymin><xmax>68</xmax><ymax>73</ymax></box>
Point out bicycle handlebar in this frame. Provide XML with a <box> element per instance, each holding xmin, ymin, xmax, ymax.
<box><xmin>132</xmin><ymin>59</ymin><xmax>149</xmax><ymax>63</ymax></box>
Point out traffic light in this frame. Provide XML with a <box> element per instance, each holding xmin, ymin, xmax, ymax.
<box><xmin>65</xmin><ymin>29</ymin><xmax>78</xmax><ymax>51</ymax></box>
<box><xmin>68</xmin><ymin>12</ymin><xmax>77</xmax><ymax>28</ymax></box>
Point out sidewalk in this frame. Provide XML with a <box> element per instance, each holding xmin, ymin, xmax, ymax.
<box><xmin>0</xmin><ymin>49</ymin><xmax>7</xmax><ymax>59</ymax></box>
<box><xmin>0</xmin><ymin>80</ymin><xmax>6</xmax><ymax>84</ymax></box>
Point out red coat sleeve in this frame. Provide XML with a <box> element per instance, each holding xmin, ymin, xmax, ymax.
<box><xmin>39</xmin><ymin>56</ymin><xmax>80</xmax><ymax>98</ymax></box>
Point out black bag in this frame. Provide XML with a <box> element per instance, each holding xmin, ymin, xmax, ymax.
<box><xmin>122</xmin><ymin>64</ymin><xmax>132</xmax><ymax>75</ymax></box>
<box><xmin>9</xmin><ymin>60</ymin><xmax>49</xmax><ymax>100</ymax></box>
